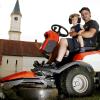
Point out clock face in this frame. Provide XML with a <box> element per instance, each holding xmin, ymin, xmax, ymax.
<box><xmin>14</xmin><ymin>17</ymin><xmax>18</xmax><ymax>21</ymax></box>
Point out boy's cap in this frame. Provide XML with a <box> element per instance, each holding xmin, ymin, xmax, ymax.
<box><xmin>79</xmin><ymin>7</ymin><xmax>91</xmax><ymax>13</ymax></box>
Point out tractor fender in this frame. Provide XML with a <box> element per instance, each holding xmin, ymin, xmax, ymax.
<box><xmin>50</xmin><ymin>61</ymin><xmax>95</xmax><ymax>75</ymax></box>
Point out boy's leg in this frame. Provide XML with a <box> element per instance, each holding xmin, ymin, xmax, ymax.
<box><xmin>77</xmin><ymin>35</ymin><xmax>86</xmax><ymax>52</ymax></box>
<box><xmin>77</xmin><ymin>35</ymin><xmax>84</xmax><ymax>47</ymax></box>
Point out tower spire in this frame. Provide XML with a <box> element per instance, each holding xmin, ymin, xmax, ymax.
<box><xmin>11</xmin><ymin>0</ymin><xmax>22</xmax><ymax>16</ymax></box>
<box><xmin>9</xmin><ymin>0</ymin><xmax>22</xmax><ymax>41</ymax></box>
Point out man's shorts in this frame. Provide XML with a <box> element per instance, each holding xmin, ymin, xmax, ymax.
<box><xmin>67</xmin><ymin>38</ymin><xmax>96</xmax><ymax>52</ymax></box>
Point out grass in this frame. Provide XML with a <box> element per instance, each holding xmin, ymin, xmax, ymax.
<box><xmin>65</xmin><ymin>90</ymin><xmax>100</xmax><ymax>100</ymax></box>
<box><xmin>1</xmin><ymin>86</ymin><xmax>100</xmax><ymax>100</ymax></box>
<box><xmin>18</xmin><ymin>87</ymin><xmax>100</xmax><ymax>100</ymax></box>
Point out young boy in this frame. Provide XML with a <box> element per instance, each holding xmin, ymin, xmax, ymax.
<box><xmin>69</xmin><ymin>13</ymin><xmax>85</xmax><ymax>52</ymax></box>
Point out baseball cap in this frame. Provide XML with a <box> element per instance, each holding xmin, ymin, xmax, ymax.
<box><xmin>79</xmin><ymin>7</ymin><xmax>91</xmax><ymax>13</ymax></box>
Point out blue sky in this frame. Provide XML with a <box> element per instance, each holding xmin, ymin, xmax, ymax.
<box><xmin>0</xmin><ymin>0</ymin><xmax>100</xmax><ymax>42</ymax></box>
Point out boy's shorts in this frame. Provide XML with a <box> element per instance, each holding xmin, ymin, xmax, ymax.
<box><xmin>67</xmin><ymin>38</ymin><xmax>80</xmax><ymax>52</ymax></box>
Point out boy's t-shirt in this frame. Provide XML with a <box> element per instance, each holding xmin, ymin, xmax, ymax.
<box><xmin>71</xmin><ymin>23</ymin><xmax>83</xmax><ymax>33</ymax></box>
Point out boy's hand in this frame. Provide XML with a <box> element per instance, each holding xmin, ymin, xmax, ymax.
<box><xmin>69</xmin><ymin>32</ymin><xmax>77</xmax><ymax>37</ymax></box>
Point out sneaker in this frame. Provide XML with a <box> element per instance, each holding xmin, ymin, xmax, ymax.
<box><xmin>43</xmin><ymin>61</ymin><xmax>60</xmax><ymax>69</ymax></box>
<box><xmin>50</xmin><ymin>62</ymin><xmax>58</xmax><ymax>69</ymax></box>
<box><xmin>42</xmin><ymin>63</ymin><xmax>56</xmax><ymax>69</ymax></box>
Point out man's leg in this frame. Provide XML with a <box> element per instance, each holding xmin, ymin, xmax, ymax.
<box><xmin>56</xmin><ymin>38</ymin><xmax>68</xmax><ymax>62</ymax></box>
<box><xmin>44</xmin><ymin>38</ymin><xmax>68</xmax><ymax>69</ymax></box>
<box><xmin>44</xmin><ymin>38</ymin><xmax>75</xmax><ymax>69</ymax></box>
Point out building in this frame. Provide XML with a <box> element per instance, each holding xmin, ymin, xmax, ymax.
<box><xmin>0</xmin><ymin>0</ymin><xmax>47</xmax><ymax>77</ymax></box>
<box><xmin>0</xmin><ymin>39</ymin><xmax>47</xmax><ymax>77</ymax></box>
<box><xmin>9</xmin><ymin>0</ymin><xmax>22</xmax><ymax>40</ymax></box>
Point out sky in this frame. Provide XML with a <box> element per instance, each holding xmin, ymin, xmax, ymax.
<box><xmin>0</xmin><ymin>0</ymin><xmax>100</xmax><ymax>42</ymax></box>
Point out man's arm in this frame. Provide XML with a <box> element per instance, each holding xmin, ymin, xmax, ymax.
<box><xmin>81</xmin><ymin>28</ymin><xmax>97</xmax><ymax>38</ymax></box>
<box><xmin>69</xmin><ymin>28</ymin><xmax>96</xmax><ymax>38</ymax></box>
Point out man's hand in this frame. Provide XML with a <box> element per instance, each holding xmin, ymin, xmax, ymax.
<box><xmin>69</xmin><ymin>32</ymin><xmax>78</xmax><ymax>37</ymax></box>
<box><xmin>78</xmin><ymin>29</ymin><xmax>85</xmax><ymax>35</ymax></box>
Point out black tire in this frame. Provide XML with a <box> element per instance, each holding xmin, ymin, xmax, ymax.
<box><xmin>60</xmin><ymin>66</ymin><xmax>94</xmax><ymax>97</ymax></box>
<box><xmin>54</xmin><ymin>74</ymin><xmax>67</xmax><ymax>99</ymax></box>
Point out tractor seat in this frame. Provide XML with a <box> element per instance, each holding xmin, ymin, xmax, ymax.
<box><xmin>64</xmin><ymin>46</ymin><xmax>96</xmax><ymax>60</ymax></box>
<box><xmin>61</xmin><ymin>46</ymin><xmax>96</xmax><ymax>65</ymax></box>
<box><xmin>79</xmin><ymin>46</ymin><xmax>96</xmax><ymax>52</ymax></box>
<box><xmin>96</xmin><ymin>31</ymin><xmax>100</xmax><ymax>50</ymax></box>
<box><xmin>69</xmin><ymin>46</ymin><xmax>96</xmax><ymax>54</ymax></box>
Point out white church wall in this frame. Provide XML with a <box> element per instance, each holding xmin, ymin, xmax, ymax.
<box><xmin>0</xmin><ymin>56</ymin><xmax>23</xmax><ymax>77</ymax></box>
<box><xmin>0</xmin><ymin>56</ymin><xmax>47</xmax><ymax>77</ymax></box>
<box><xmin>22</xmin><ymin>57</ymin><xmax>48</xmax><ymax>71</ymax></box>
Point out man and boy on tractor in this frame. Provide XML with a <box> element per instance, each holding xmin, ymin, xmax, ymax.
<box><xmin>35</xmin><ymin>7</ymin><xmax>99</xmax><ymax>70</ymax></box>
<box><xmin>0</xmin><ymin>7</ymin><xmax>99</xmax><ymax>100</ymax></box>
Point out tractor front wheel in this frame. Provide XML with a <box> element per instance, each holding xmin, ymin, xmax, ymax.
<box><xmin>61</xmin><ymin>67</ymin><xmax>94</xmax><ymax>97</ymax></box>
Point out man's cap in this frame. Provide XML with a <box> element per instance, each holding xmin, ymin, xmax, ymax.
<box><xmin>79</xmin><ymin>7</ymin><xmax>91</xmax><ymax>13</ymax></box>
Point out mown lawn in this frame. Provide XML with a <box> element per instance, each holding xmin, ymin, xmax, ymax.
<box><xmin>18</xmin><ymin>87</ymin><xmax>100</xmax><ymax>100</ymax></box>
<box><xmin>1</xmin><ymin>87</ymin><xmax>100</xmax><ymax>100</ymax></box>
<box><xmin>65</xmin><ymin>90</ymin><xmax>100</xmax><ymax>100</ymax></box>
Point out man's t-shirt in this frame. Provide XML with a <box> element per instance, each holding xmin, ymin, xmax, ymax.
<box><xmin>83</xmin><ymin>20</ymin><xmax>99</xmax><ymax>47</ymax></box>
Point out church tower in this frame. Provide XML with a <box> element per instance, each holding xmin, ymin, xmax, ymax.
<box><xmin>9</xmin><ymin>0</ymin><xmax>22</xmax><ymax>40</ymax></box>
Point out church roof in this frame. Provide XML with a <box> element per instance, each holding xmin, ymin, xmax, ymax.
<box><xmin>0</xmin><ymin>39</ymin><xmax>43</xmax><ymax>57</ymax></box>
<box><xmin>11</xmin><ymin>0</ymin><xmax>22</xmax><ymax>16</ymax></box>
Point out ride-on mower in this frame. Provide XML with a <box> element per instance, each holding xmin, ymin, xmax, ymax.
<box><xmin>0</xmin><ymin>24</ymin><xmax>100</xmax><ymax>99</ymax></box>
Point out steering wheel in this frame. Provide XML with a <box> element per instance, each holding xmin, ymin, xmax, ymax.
<box><xmin>51</xmin><ymin>24</ymin><xmax>69</xmax><ymax>37</ymax></box>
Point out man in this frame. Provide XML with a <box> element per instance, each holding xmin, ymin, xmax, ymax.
<box><xmin>49</xmin><ymin>7</ymin><xmax>99</xmax><ymax>68</ymax></box>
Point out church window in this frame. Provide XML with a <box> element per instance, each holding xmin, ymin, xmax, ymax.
<box><xmin>16</xmin><ymin>60</ymin><xmax>18</xmax><ymax>66</ymax></box>
<box><xmin>14</xmin><ymin>17</ymin><xmax>18</xmax><ymax>21</ymax></box>
<box><xmin>7</xmin><ymin>59</ymin><xmax>8</xmax><ymax>64</ymax></box>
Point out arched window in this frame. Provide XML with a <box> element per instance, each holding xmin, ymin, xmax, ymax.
<box><xmin>16</xmin><ymin>60</ymin><xmax>18</xmax><ymax>66</ymax></box>
<box><xmin>7</xmin><ymin>59</ymin><xmax>8</xmax><ymax>64</ymax></box>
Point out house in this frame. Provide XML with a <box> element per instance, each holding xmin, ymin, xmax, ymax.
<box><xmin>0</xmin><ymin>0</ymin><xmax>47</xmax><ymax>77</ymax></box>
<box><xmin>0</xmin><ymin>39</ymin><xmax>47</xmax><ymax>77</ymax></box>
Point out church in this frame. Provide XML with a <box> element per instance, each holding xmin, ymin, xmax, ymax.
<box><xmin>0</xmin><ymin>0</ymin><xmax>47</xmax><ymax>77</ymax></box>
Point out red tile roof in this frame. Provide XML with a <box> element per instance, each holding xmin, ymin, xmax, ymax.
<box><xmin>0</xmin><ymin>39</ymin><xmax>43</xmax><ymax>57</ymax></box>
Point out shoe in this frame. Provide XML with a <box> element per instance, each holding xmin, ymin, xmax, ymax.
<box><xmin>43</xmin><ymin>61</ymin><xmax>60</xmax><ymax>69</ymax></box>
<box><xmin>50</xmin><ymin>62</ymin><xmax>58</xmax><ymax>69</ymax></box>
<box><xmin>42</xmin><ymin>63</ymin><xmax>56</xmax><ymax>69</ymax></box>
